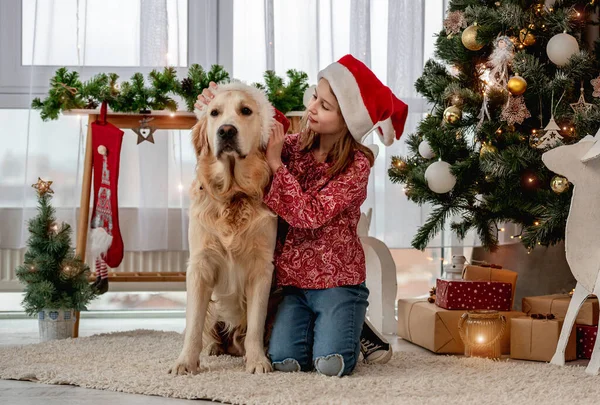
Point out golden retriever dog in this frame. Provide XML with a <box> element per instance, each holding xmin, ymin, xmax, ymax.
<box><xmin>169</xmin><ymin>82</ymin><xmax>277</xmax><ymax>375</ymax></box>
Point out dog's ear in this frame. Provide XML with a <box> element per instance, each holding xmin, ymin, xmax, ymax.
<box><xmin>191</xmin><ymin>116</ymin><xmax>209</xmax><ymax>156</ymax></box>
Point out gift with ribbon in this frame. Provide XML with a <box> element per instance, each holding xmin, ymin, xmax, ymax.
<box><xmin>462</xmin><ymin>264</ymin><xmax>518</xmax><ymax>307</ymax></box>
<box><xmin>510</xmin><ymin>315</ymin><xmax>576</xmax><ymax>362</ymax></box>
<box><xmin>576</xmin><ymin>325</ymin><xmax>598</xmax><ymax>359</ymax></box>
<box><xmin>522</xmin><ymin>294</ymin><xmax>599</xmax><ymax>326</ymax></box>
<box><xmin>397</xmin><ymin>298</ymin><xmax>524</xmax><ymax>354</ymax></box>
<box><xmin>435</xmin><ymin>279</ymin><xmax>513</xmax><ymax>311</ymax></box>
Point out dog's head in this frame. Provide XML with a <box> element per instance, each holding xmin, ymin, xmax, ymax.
<box><xmin>192</xmin><ymin>82</ymin><xmax>274</xmax><ymax>160</ymax></box>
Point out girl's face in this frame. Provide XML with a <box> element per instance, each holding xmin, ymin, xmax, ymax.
<box><xmin>306</xmin><ymin>78</ymin><xmax>347</xmax><ymax>137</ymax></box>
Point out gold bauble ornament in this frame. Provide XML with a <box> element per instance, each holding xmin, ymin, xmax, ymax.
<box><xmin>551</xmin><ymin>175</ymin><xmax>570</xmax><ymax>194</ymax></box>
<box><xmin>519</xmin><ymin>28</ymin><xmax>536</xmax><ymax>46</ymax></box>
<box><xmin>443</xmin><ymin>106</ymin><xmax>462</xmax><ymax>124</ymax></box>
<box><xmin>480</xmin><ymin>142</ymin><xmax>498</xmax><ymax>157</ymax></box>
<box><xmin>507</xmin><ymin>75</ymin><xmax>527</xmax><ymax>96</ymax></box>
<box><xmin>462</xmin><ymin>24</ymin><xmax>484</xmax><ymax>51</ymax></box>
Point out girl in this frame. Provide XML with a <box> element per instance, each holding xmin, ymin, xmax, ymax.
<box><xmin>197</xmin><ymin>55</ymin><xmax>408</xmax><ymax>376</ymax></box>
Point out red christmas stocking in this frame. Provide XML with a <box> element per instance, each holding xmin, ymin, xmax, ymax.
<box><xmin>89</xmin><ymin>102</ymin><xmax>124</xmax><ymax>294</ymax></box>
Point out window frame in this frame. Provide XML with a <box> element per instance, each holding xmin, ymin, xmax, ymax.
<box><xmin>0</xmin><ymin>0</ymin><xmax>233</xmax><ymax>109</ymax></box>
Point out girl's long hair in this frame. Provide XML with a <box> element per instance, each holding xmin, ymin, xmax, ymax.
<box><xmin>297</xmin><ymin>111</ymin><xmax>375</xmax><ymax>178</ymax></box>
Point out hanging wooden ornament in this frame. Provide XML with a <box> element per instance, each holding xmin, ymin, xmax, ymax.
<box><xmin>133</xmin><ymin>117</ymin><xmax>157</xmax><ymax>145</ymax></box>
<box><xmin>535</xmin><ymin>115</ymin><xmax>564</xmax><ymax>149</ymax></box>
<box><xmin>570</xmin><ymin>86</ymin><xmax>594</xmax><ymax>115</ymax></box>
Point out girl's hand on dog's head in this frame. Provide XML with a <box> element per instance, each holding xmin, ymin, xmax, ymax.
<box><xmin>266</xmin><ymin>120</ymin><xmax>285</xmax><ymax>173</ymax></box>
<box><xmin>194</xmin><ymin>81</ymin><xmax>219</xmax><ymax>111</ymax></box>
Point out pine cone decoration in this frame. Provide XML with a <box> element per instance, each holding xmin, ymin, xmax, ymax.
<box><xmin>181</xmin><ymin>78</ymin><xmax>194</xmax><ymax>95</ymax></box>
<box><xmin>85</xmin><ymin>98</ymin><xmax>98</xmax><ymax>109</ymax></box>
<box><xmin>427</xmin><ymin>286</ymin><xmax>437</xmax><ymax>303</ymax></box>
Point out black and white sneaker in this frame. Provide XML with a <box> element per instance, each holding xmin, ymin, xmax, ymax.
<box><xmin>360</xmin><ymin>318</ymin><xmax>393</xmax><ymax>364</ymax></box>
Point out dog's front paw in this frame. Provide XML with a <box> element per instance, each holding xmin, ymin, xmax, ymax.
<box><xmin>169</xmin><ymin>355</ymin><xmax>201</xmax><ymax>375</ymax></box>
<box><xmin>245</xmin><ymin>353</ymin><xmax>273</xmax><ymax>374</ymax></box>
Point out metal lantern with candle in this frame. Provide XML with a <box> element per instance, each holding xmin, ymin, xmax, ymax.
<box><xmin>458</xmin><ymin>310</ymin><xmax>506</xmax><ymax>359</ymax></box>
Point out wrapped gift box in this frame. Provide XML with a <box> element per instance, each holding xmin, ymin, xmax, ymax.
<box><xmin>397</xmin><ymin>298</ymin><xmax>524</xmax><ymax>354</ymax></box>
<box><xmin>576</xmin><ymin>325</ymin><xmax>598</xmax><ymax>359</ymax></box>
<box><xmin>510</xmin><ymin>316</ymin><xmax>576</xmax><ymax>362</ymax></box>
<box><xmin>522</xmin><ymin>294</ymin><xmax>599</xmax><ymax>326</ymax></box>
<box><xmin>435</xmin><ymin>279</ymin><xmax>512</xmax><ymax>311</ymax></box>
<box><xmin>462</xmin><ymin>264</ymin><xmax>517</xmax><ymax>307</ymax></box>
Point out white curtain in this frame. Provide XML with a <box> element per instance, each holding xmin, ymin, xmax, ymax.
<box><xmin>233</xmin><ymin>0</ymin><xmax>449</xmax><ymax>248</ymax></box>
<box><xmin>2</xmin><ymin>0</ymin><xmax>490</xmax><ymax>252</ymax></box>
<box><xmin>0</xmin><ymin>0</ymin><xmax>192</xmax><ymax>251</ymax></box>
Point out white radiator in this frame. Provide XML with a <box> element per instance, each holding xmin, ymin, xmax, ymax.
<box><xmin>0</xmin><ymin>249</ymin><xmax>188</xmax><ymax>292</ymax></box>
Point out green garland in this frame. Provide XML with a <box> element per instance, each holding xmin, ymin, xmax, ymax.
<box><xmin>32</xmin><ymin>65</ymin><xmax>309</xmax><ymax>120</ymax></box>
<box><xmin>254</xmin><ymin>69</ymin><xmax>309</xmax><ymax>113</ymax></box>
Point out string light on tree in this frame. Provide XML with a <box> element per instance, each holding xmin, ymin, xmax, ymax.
<box><xmin>392</xmin><ymin>156</ymin><xmax>406</xmax><ymax>170</ymax></box>
<box><xmin>519</xmin><ymin>26</ymin><xmax>536</xmax><ymax>46</ymax></box>
<box><xmin>480</xmin><ymin>142</ymin><xmax>498</xmax><ymax>157</ymax></box>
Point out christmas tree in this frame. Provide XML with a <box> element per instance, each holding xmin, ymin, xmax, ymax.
<box><xmin>15</xmin><ymin>178</ymin><xmax>96</xmax><ymax>316</ymax></box>
<box><xmin>389</xmin><ymin>0</ymin><xmax>600</xmax><ymax>251</ymax></box>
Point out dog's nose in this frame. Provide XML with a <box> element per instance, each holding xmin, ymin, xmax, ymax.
<box><xmin>218</xmin><ymin>125</ymin><xmax>238</xmax><ymax>140</ymax></box>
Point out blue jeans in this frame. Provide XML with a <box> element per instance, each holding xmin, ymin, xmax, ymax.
<box><xmin>268</xmin><ymin>283</ymin><xmax>369</xmax><ymax>377</ymax></box>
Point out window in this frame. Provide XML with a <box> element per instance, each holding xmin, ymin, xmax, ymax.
<box><xmin>21</xmin><ymin>0</ymin><xmax>188</xmax><ymax>67</ymax></box>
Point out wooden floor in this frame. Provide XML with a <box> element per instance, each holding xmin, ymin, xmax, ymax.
<box><xmin>0</xmin><ymin>317</ymin><xmax>425</xmax><ymax>404</ymax></box>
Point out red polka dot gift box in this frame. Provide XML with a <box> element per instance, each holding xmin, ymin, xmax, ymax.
<box><xmin>435</xmin><ymin>279</ymin><xmax>513</xmax><ymax>311</ymax></box>
<box><xmin>576</xmin><ymin>325</ymin><xmax>598</xmax><ymax>360</ymax></box>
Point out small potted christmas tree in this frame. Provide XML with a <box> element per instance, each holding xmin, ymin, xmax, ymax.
<box><xmin>15</xmin><ymin>178</ymin><xmax>97</xmax><ymax>342</ymax></box>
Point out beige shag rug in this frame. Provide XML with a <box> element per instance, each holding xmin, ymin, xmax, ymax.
<box><xmin>0</xmin><ymin>330</ymin><xmax>599</xmax><ymax>405</ymax></box>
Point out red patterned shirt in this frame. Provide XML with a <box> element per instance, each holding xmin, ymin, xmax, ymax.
<box><xmin>264</xmin><ymin>133</ymin><xmax>370</xmax><ymax>289</ymax></box>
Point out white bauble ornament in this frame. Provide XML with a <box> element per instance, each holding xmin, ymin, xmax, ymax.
<box><xmin>303</xmin><ymin>85</ymin><xmax>317</xmax><ymax>108</ymax></box>
<box><xmin>546</xmin><ymin>33</ymin><xmax>579</xmax><ymax>66</ymax></box>
<box><xmin>425</xmin><ymin>160</ymin><xmax>456</xmax><ymax>194</ymax></box>
<box><xmin>418</xmin><ymin>140</ymin><xmax>435</xmax><ymax>159</ymax></box>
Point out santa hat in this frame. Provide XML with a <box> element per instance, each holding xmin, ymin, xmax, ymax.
<box><xmin>317</xmin><ymin>54</ymin><xmax>408</xmax><ymax>147</ymax></box>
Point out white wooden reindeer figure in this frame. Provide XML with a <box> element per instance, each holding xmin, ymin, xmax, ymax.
<box><xmin>542</xmin><ymin>129</ymin><xmax>600</xmax><ymax>375</ymax></box>
<box><xmin>358</xmin><ymin>208</ymin><xmax>398</xmax><ymax>334</ymax></box>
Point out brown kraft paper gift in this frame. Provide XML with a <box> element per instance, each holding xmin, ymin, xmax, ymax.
<box><xmin>462</xmin><ymin>264</ymin><xmax>518</xmax><ymax>308</ymax></box>
<box><xmin>397</xmin><ymin>298</ymin><xmax>524</xmax><ymax>354</ymax></box>
<box><xmin>510</xmin><ymin>316</ymin><xmax>576</xmax><ymax>362</ymax></box>
<box><xmin>521</xmin><ymin>294</ymin><xmax>599</xmax><ymax>326</ymax></box>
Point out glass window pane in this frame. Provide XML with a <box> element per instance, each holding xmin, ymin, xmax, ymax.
<box><xmin>22</xmin><ymin>0</ymin><xmax>187</xmax><ymax>67</ymax></box>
